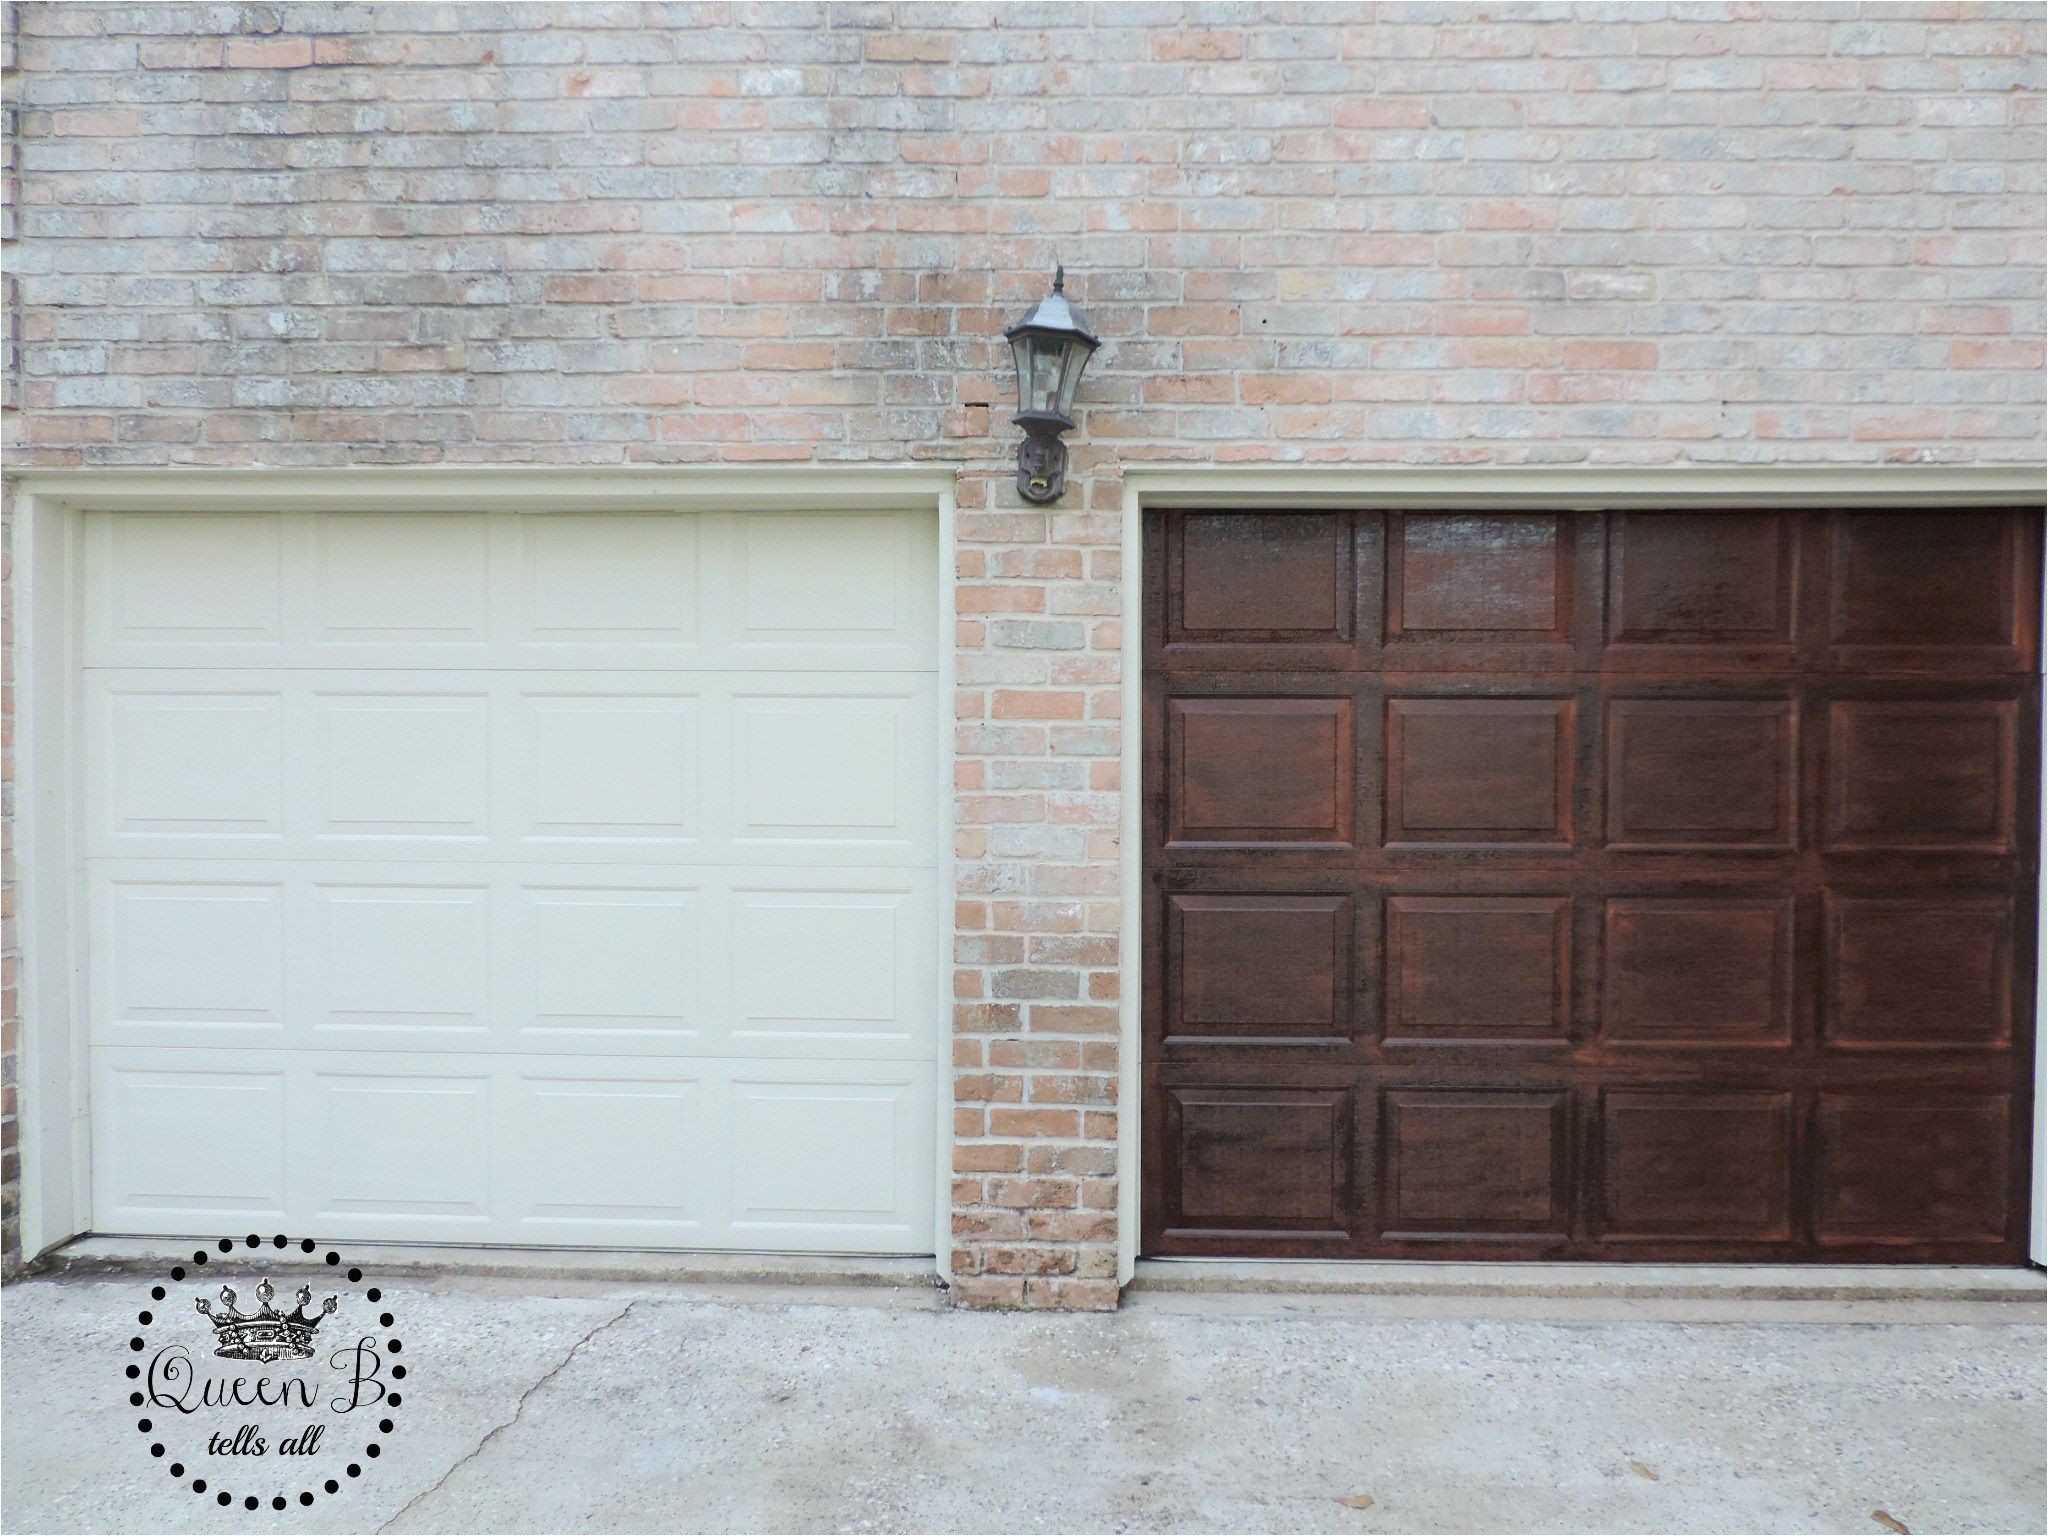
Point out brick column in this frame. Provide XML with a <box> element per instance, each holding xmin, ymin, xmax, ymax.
<box><xmin>945</xmin><ymin>458</ymin><xmax>1126</xmax><ymax>1310</ymax></box>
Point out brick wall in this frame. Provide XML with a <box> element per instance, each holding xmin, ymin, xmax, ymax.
<box><xmin>2</xmin><ymin>2</ymin><xmax>2043</xmax><ymax>1298</ymax></box>
<box><xmin>2</xmin><ymin>0</ymin><xmax>20</xmax><ymax>1276</ymax></box>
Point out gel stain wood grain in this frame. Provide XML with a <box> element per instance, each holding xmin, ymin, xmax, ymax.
<box><xmin>1143</xmin><ymin>507</ymin><xmax>2041</xmax><ymax>1262</ymax></box>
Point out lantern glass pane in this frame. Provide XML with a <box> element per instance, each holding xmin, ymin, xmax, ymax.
<box><xmin>1010</xmin><ymin>336</ymin><xmax>1032</xmax><ymax>413</ymax></box>
<box><xmin>1055</xmin><ymin>339</ymin><xmax>1092</xmax><ymax>419</ymax></box>
<box><xmin>1028</xmin><ymin>337</ymin><xmax>1063</xmax><ymax>414</ymax></box>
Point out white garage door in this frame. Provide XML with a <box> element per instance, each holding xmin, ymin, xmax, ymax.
<box><xmin>82</xmin><ymin>506</ymin><xmax>943</xmax><ymax>1253</ymax></box>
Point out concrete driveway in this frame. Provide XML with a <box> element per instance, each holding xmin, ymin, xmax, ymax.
<box><xmin>3</xmin><ymin>1266</ymin><xmax>2042</xmax><ymax>1535</ymax></box>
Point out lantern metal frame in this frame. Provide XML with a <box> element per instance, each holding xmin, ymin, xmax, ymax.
<box><xmin>1003</xmin><ymin>267</ymin><xmax>1099</xmax><ymax>504</ymax></box>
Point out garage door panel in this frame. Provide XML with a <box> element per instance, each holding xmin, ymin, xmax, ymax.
<box><xmin>728</xmin><ymin>510</ymin><xmax>934</xmax><ymax>668</ymax></box>
<box><xmin>1824</xmin><ymin>695</ymin><xmax>2019</xmax><ymax>854</ymax></box>
<box><xmin>84</xmin><ymin>507</ymin><xmax>940</xmax><ymax>1254</ymax></box>
<box><xmin>315</xmin><ymin>691</ymin><xmax>493</xmax><ymax>840</ymax></box>
<box><xmin>92</xmin><ymin>686</ymin><xmax>285</xmax><ymax>844</ymax></box>
<box><xmin>91</xmin><ymin>1048</ymin><xmax>936</xmax><ymax>1252</ymax></box>
<box><xmin>516</xmin><ymin>690</ymin><xmax>704</xmax><ymax>845</ymax></box>
<box><xmin>1824</xmin><ymin>894</ymin><xmax>2016</xmax><ymax>1051</ymax></box>
<box><xmin>313</xmin><ymin>1073</ymin><xmax>494</xmax><ymax>1222</ymax></box>
<box><xmin>1166</xmin><ymin>892</ymin><xmax>1356</xmax><ymax>1046</ymax></box>
<box><xmin>732</xmin><ymin>890</ymin><xmax>915</xmax><ymax>1046</ymax></box>
<box><xmin>1600</xmin><ymin>896</ymin><xmax>1795</xmax><ymax>1049</ymax></box>
<box><xmin>728</xmin><ymin>1070</ymin><xmax>929</xmax><ymax>1239</ymax></box>
<box><xmin>309</xmin><ymin>883</ymin><xmax>493</xmax><ymax>1038</ymax></box>
<box><xmin>1146</xmin><ymin>506</ymin><xmax>2037</xmax><ymax>1261</ymax></box>
<box><xmin>1384</xmin><ymin>695</ymin><xmax>1574</xmax><ymax>850</ymax></box>
<box><xmin>93</xmin><ymin>1062</ymin><xmax>290</xmax><ymax>1227</ymax></box>
<box><xmin>1388</xmin><ymin>512</ymin><xmax>1571</xmax><ymax>641</ymax></box>
<box><xmin>1159</xmin><ymin>1084</ymin><xmax>1355</xmax><ymax>1241</ymax></box>
<box><xmin>1380</xmin><ymin>1088</ymin><xmax>1572</xmax><ymax>1240</ymax></box>
<box><xmin>91</xmin><ymin>862</ymin><xmax>939</xmax><ymax>1059</ymax></box>
<box><xmin>514</xmin><ymin>511</ymin><xmax>703</xmax><ymax>656</ymax></box>
<box><xmin>1603</xmin><ymin>696</ymin><xmax>1798</xmax><ymax>853</ymax></box>
<box><xmin>1169</xmin><ymin>510</ymin><xmax>1358</xmax><ymax>647</ymax></box>
<box><xmin>715</xmin><ymin>875</ymin><xmax>939</xmax><ymax>1059</ymax></box>
<box><xmin>87</xmin><ymin>511</ymin><xmax>287</xmax><ymax>659</ymax></box>
<box><xmin>1385</xmin><ymin>895</ymin><xmax>1571</xmax><ymax>1046</ymax></box>
<box><xmin>1823</xmin><ymin>509</ymin><xmax>2036</xmax><ymax>672</ymax></box>
<box><xmin>85</xmin><ymin>508</ymin><xmax>935</xmax><ymax>672</ymax></box>
<box><xmin>515</xmin><ymin>886</ymin><xmax>705</xmax><ymax>1041</ymax></box>
<box><xmin>1606</xmin><ymin>511</ymin><xmax>1797</xmax><ymax>653</ymax></box>
<box><xmin>313</xmin><ymin>512</ymin><xmax>494</xmax><ymax>649</ymax></box>
<box><xmin>731</xmin><ymin>691</ymin><xmax>925</xmax><ymax>847</ymax></box>
<box><xmin>514</xmin><ymin>1077</ymin><xmax>714</xmax><ymax>1233</ymax></box>
<box><xmin>1814</xmin><ymin>1092</ymin><xmax>2012</xmax><ymax>1246</ymax></box>
<box><xmin>1382</xmin><ymin>511</ymin><xmax>1601</xmax><ymax>673</ymax></box>
<box><xmin>89</xmin><ymin>669</ymin><xmax>935</xmax><ymax>866</ymax></box>
<box><xmin>94</xmin><ymin>877</ymin><xmax>288</xmax><ymax>1036</ymax></box>
<box><xmin>1167</xmin><ymin>696</ymin><xmax>1356</xmax><ymax>849</ymax></box>
<box><xmin>1597</xmin><ymin>1089</ymin><xmax>1794</xmax><ymax>1241</ymax></box>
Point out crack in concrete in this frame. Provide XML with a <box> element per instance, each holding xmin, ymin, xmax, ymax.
<box><xmin>378</xmin><ymin>1298</ymin><xmax>641</xmax><ymax>1533</ymax></box>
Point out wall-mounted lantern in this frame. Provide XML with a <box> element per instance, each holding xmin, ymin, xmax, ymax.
<box><xmin>1004</xmin><ymin>266</ymin><xmax>1099</xmax><ymax>504</ymax></box>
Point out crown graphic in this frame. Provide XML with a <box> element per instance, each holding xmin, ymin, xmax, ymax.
<box><xmin>195</xmin><ymin>1277</ymin><xmax>338</xmax><ymax>1363</ymax></box>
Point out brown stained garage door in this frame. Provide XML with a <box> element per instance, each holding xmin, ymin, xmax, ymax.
<box><xmin>1142</xmin><ymin>507</ymin><xmax>2041</xmax><ymax>1262</ymax></box>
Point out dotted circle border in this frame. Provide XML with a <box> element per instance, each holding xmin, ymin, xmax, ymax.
<box><xmin>123</xmin><ymin>1235</ymin><xmax>405</xmax><ymax>1510</ymax></box>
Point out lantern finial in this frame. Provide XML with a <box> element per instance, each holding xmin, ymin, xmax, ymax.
<box><xmin>1053</xmin><ymin>264</ymin><xmax>1065</xmax><ymax>293</ymax></box>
